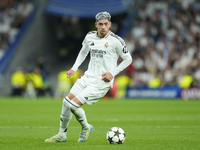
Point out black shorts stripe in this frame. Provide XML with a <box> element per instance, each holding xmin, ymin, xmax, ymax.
<box><xmin>64</xmin><ymin>98</ymin><xmax>79</xmax><ymax>108</ymax></box>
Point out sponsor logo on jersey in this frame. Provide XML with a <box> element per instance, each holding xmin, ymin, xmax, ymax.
<box><xmin>91</xmin><ymin>49</ymin><xmax>106</xmax><ymax>58</ymax></box>
<box><xmin>104</xmin><ymin>42</ymin><xmax>108</xmax><ymax>48</ymax></box>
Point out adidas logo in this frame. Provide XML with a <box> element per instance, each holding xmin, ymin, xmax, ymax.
<box><xmin>84</xmin><ymin>97</ymin><xmax>88</xmax><ymax>100</ymax></box>
<box><xmin>90</xmin><ymin>42</ymin><xmax>94</xmax><ymax>46</ymax></box>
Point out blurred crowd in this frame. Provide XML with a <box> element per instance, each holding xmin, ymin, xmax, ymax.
<box><xmin>10</xmin><ymin>55</ymin><xmax>83</xmax><ymax>98</ymax></box>
<box><xmin>51</xmin><ymin>0</ymin><xmax>200</xmax><ymax>99</ymax></box>
<box><xmin>5</xmin><ymin>0</ymin><xmax>200</xmax><ymax>99</ymax></box>
<box><xmin>10</xmin><ymin>56</ymin><xmax>53</xmax><ymax>97</ymax></box>
<box><xmin>0</xmin><ymin>0</ymin><xmax>33</xmax><ymax>60</ymax></box>
<box><xmin>121</xmin><ymin>0</ymin><xmax>200</xmax><ymax>90</ymax></box>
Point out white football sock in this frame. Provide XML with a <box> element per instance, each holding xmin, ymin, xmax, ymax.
<box><xmin>68</xmin><ymin>100</ymin><xmax>89</xmax><ymax>129</ymax></box>
<box><xmin>59</xmin><ymin>97</ymin><xmax>72</xmax><ymax>137</ymax></box>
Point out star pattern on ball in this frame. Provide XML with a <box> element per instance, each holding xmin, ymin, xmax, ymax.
<box><xmin>107</xmin><ymin>136</ymin><xmax>113</xmax><ymax>143</ymax></box>
<box><xmin>115</xmin><ymin>130</ymin><xmax>120</xmax><ymax>136</ymax></box>
<box><xmin>106</xmin><ymin>127</ymin><xmax>125</xmax><ymax>144</ymax></box>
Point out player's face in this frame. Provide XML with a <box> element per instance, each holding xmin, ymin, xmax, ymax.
<box><xmin>95</xmin><ymin>19</ymin><xmax>111</xmax><ymax>38</ymax></box>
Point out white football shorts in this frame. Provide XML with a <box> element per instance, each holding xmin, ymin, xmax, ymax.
<box><xmin>69</xmin><ymin>75</ymin><xmax>111</xmax><ymax>105</ymax></box>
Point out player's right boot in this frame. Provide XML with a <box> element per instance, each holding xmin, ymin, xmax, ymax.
<box><xmin>45</xmin><ymin>134</ymin><xmax>67</xmax><ymax>143</ymax></box>
<box><xmin>78</xmin><ymin>124</ymin><xmax>93</xmax><ymax>142</ymax></box>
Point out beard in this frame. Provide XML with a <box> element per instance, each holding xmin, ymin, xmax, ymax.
<box><xmin>100</xmin><ymin>30</ymin><xmax>107</xmax><ymax>37</ymax></box>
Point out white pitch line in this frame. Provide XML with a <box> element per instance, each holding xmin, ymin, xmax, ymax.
<box><xmin>156</xmin><ymin>126</ymin><xmax>200</xmax><ymax>129</ymax></box>
<box><xmin>0</xmin><ymin>126</ymin><xmax>199</xmax><ymax>129</ymax></box>
<box><xmin>103</xmin><ymin>118</ymin><xmax>200</xmax><ymax>122</ymax></box>
<box><xmin>0</xmin><ymin>126</ymin><xmax>80</xmax><ymax>129</ymax></box>
<box><xmin>105</xmin><ymin>119</ymin><xmax>119</xmax><ymax>121</ymax></box>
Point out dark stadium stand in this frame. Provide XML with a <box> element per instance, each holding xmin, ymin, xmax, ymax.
<box><xmin>45</xmin><ymin>0</ymin><xmax>133</xmax><ymax>17</ymax></box>
<box><xmin>1</xmin><ymin>0</ymin><xmax>200</xmax><ymax>99</ymax></box>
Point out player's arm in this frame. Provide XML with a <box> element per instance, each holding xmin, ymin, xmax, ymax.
<box><xmin>102</xmin><ymin>72</ymin><xmax>113</xmax><ymax>82</ymax></box>
<box><xmin>67</xmin><ymin>70</ymin><xmax>75</xmax><ymax>78</ymax></box>
<box><xmin>110</xmin><ymin>41</ymin><xmax>132</xmax><ymax>77</ymax></box>
<box><xmin>68</xmin><ymin>36</ymin><xmax>89</xmax><ymax>78</ymax></box>
<box><xmin>102</xmin><ymin>53</ymin><xmax>132</xmax><ymax>82</ymax></box>
<box><xmin>102</xmin><ymin>44</ymin><xmax>132</xmax><ymax>82</ymax></box>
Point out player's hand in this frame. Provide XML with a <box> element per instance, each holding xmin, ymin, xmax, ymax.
<box><xmin>102</xmin><ymin>72</ymin><xmax>113</xmax><ymax>82</ymax></box>
<box><xmin>67</xmin><ymin>70</ymin><xmax>75</xmax><ymax>78</ymax></box>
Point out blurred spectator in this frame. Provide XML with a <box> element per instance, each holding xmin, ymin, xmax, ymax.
<box><xmin>0</xmin><ymin>41</ymin><xmax>6</xmax><ymax>59</ymax></box>
<box><xmin>115</xmin><ymin>73</ymin><xmax>133</xmax><ymax>98</ymax></box>
<box><xmin>55</xmin><ymin>70</ymin><xmax>72</xmax><ymax>98</ymax></box>
<box><xmin>124</xmin><ymin>32</ymin><xmax>135</xmax><ymax>54</ymax></box>
<box><xmin>162</xmin><ymin>64</ymin><xmax>175</xmax><ymax>86</ymax></box>
<box><xmin>11</xmin><ymin>67</ymin><xmax>26</xmax><ymax>96</ymax></box>
<box><xmin>36</xmin><ymin>55</ymin><xmax>53</xmax><ymax>96</ymax></box>
<box><xmin>17</xmin><ymin>0</ymin><xmax>33</xmax><ymax>18</ymax></box>
<box><xmin>26</xmin><ymin>67</ymin><xmax>45</xmax><ymax>97</ymax></box>
<box><xmin>193</xmin><ymin>0</ymin><xmax>200</xmax><ymax>12</ymax></box>
<box><xmin>10</xmin><ymin>13</ymin><xmax>24</xmax><ymax>28</ymax></box>
<box><xmin>54</xmin><ymin>69</ymin><xmax>83</xmax><ymax>98</ymax></box>
<box><xmin>0</xmin><ymin>0</ymin><xmax>34</xmax><ymax>60</ymax></box>
<box><xmin>148</xmin><ymin>73</ymin><xmax>161</xmax><ymax>88</ymax></box>
<box><xmin>178</xmin><ymin>73</ymin><xmax>194</xmax><ymax>88</ymax></box>
<box><xmin>123</xmin><ymin>0</ymin><xmax>200</xmax><ymax>88</ymax></box>
<box><xmin>194</xmin><ymin>66</ymin><xmax>200</xmax><ymax>85</ymax></box>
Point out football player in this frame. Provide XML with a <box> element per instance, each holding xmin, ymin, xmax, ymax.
<box><xmin>45</xmin><ymin>11</ymin><xmax>132</xmax><ymax>143</ymax></box>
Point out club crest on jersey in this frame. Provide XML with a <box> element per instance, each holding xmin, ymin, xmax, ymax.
<box><xmin>104</xmin><ymin>42</ymin><xmax>108</xmax><ymax>48</ymax></box>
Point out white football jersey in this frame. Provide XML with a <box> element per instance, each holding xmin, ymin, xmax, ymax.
<box><xmin>71</xmin><ymin>31</ymin><xmax>132</xmax><ymax>87</ymax></box>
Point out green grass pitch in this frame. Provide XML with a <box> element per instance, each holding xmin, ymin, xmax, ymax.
<box><xmin>0</xmin><ymin>97</ymin><xmax>200</xmax><ymax>150</ymax></box>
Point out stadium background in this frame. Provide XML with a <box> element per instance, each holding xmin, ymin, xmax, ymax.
<box><xmin>0</xmin><ymin>0</ymin><xmax>200</xmax><ymax>100</ymax></box>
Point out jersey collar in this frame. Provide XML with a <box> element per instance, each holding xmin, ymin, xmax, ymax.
<box><xmin>104</xmin><ymin>31</ymin><xmax>111</xmax><ymax>38</ymax></box>
<box><xmin>96</xmin><ymin>31</ymin><xmax>111</xmax><ymax>39</ymax></box>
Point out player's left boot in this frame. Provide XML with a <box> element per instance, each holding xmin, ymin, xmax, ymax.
<box><xmin>78</xmin><ymin>124</ymin><xmax>93</xmax><ymax>142</ymax></box>
<box><xmin>45</xmin><ymin>134</ymin><xmax>67</xmax><ymax>143</ymax></box>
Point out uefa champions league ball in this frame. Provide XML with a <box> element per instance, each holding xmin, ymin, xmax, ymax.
<box><xmin>106</xmin><ymin>127</ymin><xmax>126</xmax><ymax>144</ymax></box>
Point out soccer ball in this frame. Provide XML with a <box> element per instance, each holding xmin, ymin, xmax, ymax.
<box><xmin>106</xmin><ymin>127</ymin><xmax>126</xmax><ymax>144</ymax></box>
